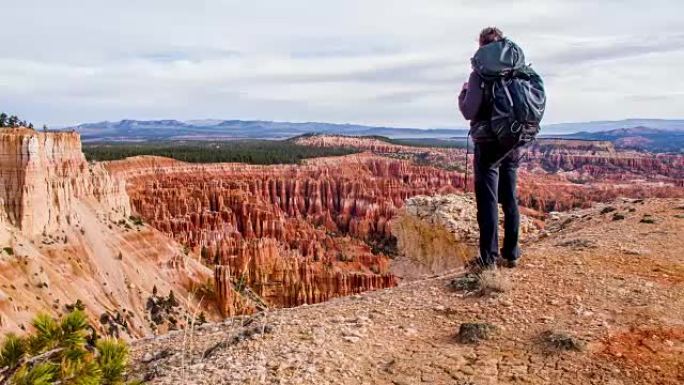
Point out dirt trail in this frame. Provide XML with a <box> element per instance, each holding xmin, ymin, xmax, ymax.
<box><xmin>131</xmin><ymin>198</ymin><xmax>684</xmax><ymax>385</ymax></box>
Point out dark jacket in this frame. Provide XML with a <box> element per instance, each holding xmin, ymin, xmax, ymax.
<box><xmin>458</xmin><ymin>71</ymin><xmax>494</xmax><ymax>143</ymax></box>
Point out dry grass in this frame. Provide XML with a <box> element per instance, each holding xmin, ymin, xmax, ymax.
<box><xmin>477</xmin><ymin>269</ymin><xmax>512</xmax><ymax>295</ymax></box>
<box><xmin>540</xmin><ymin>330</ymin><xmax>586</xmax><ymax>352</ymax></box>
<box><xmin>449</xmin><ymin>269</ymin><xmax>511</xmax><ymax>296</ymax></box>
<box><xmin>180</xmin><ymin>294</ymin><xmax>204</xmax><ymax>384</ymax></box>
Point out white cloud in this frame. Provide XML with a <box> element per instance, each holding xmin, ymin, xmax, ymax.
<box><xmin>0</xmin><ymin>0</ymin><xmax>682</xmax><ymax>127</ymax></box>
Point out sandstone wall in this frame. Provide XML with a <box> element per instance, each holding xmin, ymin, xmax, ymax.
<box><xmin>0</xmin><ymin>128</ymin><xmax>129</xmax><ymax>235</ymax></box>
<box><xmin>0</xmin><ymin>129</ymin><xmax>211</xmax><ymax>338</ymax></box>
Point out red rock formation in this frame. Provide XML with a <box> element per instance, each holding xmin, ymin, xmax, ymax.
<box><xmin>294</xmin><ymin>135</ymin><xmax>684</xmax><ymax>212</ymax></box>
<box><xmin>518</xmin><ymin>140</ymin><xmax>684</xmax><ymax>211</ymax></box>
<box><xmin>109</xmin><ymin>154</ymin><xmax>450</xmax><ymax>315</ymax></box>
<box><xmin>213</xmin><ymin>244</ymin><xmax>397</xmax><ymax>317</ymax></box>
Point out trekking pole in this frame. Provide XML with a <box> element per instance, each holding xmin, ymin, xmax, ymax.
<box><xmin>464</xmin><ymin>133</ymin><xmax>470</xmax><ymax>193</ymax></box>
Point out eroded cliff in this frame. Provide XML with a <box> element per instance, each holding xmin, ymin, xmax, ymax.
<box><xmin>0</xmin><ymin>129</ymin><xmax>211</xmax><ymax>338</ymax></box>
<box><xmin>0</xmin><ymin>128</ymin><xmax>129</xmax><ymax>235</ymax></box>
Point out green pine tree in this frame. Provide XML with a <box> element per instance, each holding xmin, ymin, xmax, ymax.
<box><xmin>0</xmin><ymin>310</ymin><xmax>140</xmax><ymax>385</ymax></box>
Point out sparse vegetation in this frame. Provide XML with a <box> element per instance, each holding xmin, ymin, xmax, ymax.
<box><xmin>456</xmin><ymin>322</ymin><xmax>497</xmax><ymax>344</ymax></box>
<box><xmin>189</xmin><ymin>280</ymin><xmax>216</xmax><ymax>302</ymax></box>
<box><xmin>99</xmin><ymin>311</ymin><xmax>131</xmax><ymax>338</ymax></box>
<box><xmin>196</xmin><ymin>312</ymin><xmax>207</xmax><ymax>325</ymax></box>
<box><xmin>540</xmin><ymin>330</ymin><xmax>585</xmax><ymax>351</ymax></box>
<box><xmin>640</xmin><ymin>214</ymin><xmax>656</xmax><ymax>224</ymax></box>
<box><xmin>146</xmin><ymin>289</ymin><xmax>183</xmax><ymax>332</ymax></box>
<box><xmin>0</xmin><ymin>310</ymin><xmax>138</xmax><ymax>384</ymax></box>
<box><xmin>0</xmin><ymin>113</ymin><xmax>33</xmax><ymax>129</ymax></box>
<box><xmin>129</xmin><ymin>216</ymin><xmax>144</xmax><ymax>226</ymax></box>
<box><xmin>555</xmin><ymin>238</ymin><xmax>596</xmax><ymax>249</ymax></box>
<box><xmin>449</xmin><ymin>270</ymin><xmax>510</xmax><ymax>296</ymax></box>
<box><xmin>476</xmin><ymin>270</ymin><xmax>511</xmax><ymax>295</ymax></box>
<box><xmin>449</xmin><ymin>274</ymin><xmax>480</xmax><ymax>292</ymax></box>
<box><xmin>64</xmin><ymin>299</ymin><xmax>87</xmax><ymax>312</ymax></box>
<box><xmin>366</xmin><ymin>236</ymin><xmax>398</xmax><ymax>257</ymax></box>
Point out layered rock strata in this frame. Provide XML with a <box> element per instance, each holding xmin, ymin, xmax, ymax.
<box><xmin>0</xmin><ymin>128</ymin><xmax>129</xmax><ymax>235</ymax></box>
<box><xmin>0</xmin><ymin>129</ymin><xmax>211</xmax><ymax>337</ymax></box>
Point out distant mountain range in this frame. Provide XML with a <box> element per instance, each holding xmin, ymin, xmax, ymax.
<box><xmin>70</xmin><ymin>118</ymin><xmax>684</xmax><ymax>152</ymax></box>
<box><xmin>560</xmin><ymin>126</ymin><xmax>684</xmax><ymax>153</ymax></box>
<box><xmin>543</xmin><ymin>119</ymin><xmax>684</xmax><ymax>134</ymax></box>
<box><xmin>73</xmin><ymin>119</ymin><xmax>469</xmax><ymax>141</ymax></box>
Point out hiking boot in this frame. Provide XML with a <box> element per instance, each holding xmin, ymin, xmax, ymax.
<box><xmin>502</xmin><ymin>259</ymin><xmax>518</xmax><ymax>269</ymax></box>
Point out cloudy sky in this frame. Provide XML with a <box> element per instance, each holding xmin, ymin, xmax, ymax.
<box><xmin>1</xmin><ymin>0</ymin><xmax>682</xmax><ymax>128</ymax></box>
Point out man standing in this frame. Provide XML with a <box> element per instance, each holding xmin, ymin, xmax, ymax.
<box><xmin>458</xmin><ymin>27</ymin><xmax>523</xmax><ymax>270</ymax></box>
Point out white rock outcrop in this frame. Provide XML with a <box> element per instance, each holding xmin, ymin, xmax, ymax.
<box><xmin>391</xmin><ymin>194</ymin><xmax>538</xmax><ymax>279</ymax></box>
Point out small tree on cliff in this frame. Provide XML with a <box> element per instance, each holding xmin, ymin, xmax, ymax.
<box><xmin>6</xmin><ymin>115</ymin><xmax>19</xmax><ymax>128</ymax></box>
<box><xmin>0</xmin><ymin>113</ymin><xmax>33</xmax><ymax>129</ymax></box>
<box><xmin>0</xmin><ymin>310</ymin><xmax>140</xmax><ymax>384</ymax></box>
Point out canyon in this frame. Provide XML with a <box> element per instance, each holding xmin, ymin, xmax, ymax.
<box><xmin>106</xmin><ymin>134</ymin><xmax>682</xmax><ymax>319</ymax></box>
<box><xmin>1</xmin><ymin>129</ymin><xmax>683</xmax><ymax>343</ymax></box>
<box><xmin>104</xmin><ymin>154</ymin><xmax>465</xmax><ymax>316</ymax></box>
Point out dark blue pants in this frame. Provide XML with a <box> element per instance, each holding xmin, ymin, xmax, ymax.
<box><xmin>473</xmin><ymin>142</ymin><xmax>521</xmax><ymax>266</ymax></box>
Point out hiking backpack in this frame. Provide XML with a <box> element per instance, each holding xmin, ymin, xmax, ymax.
<box><xmin>471</xmin><ymin>38</ymin><xmax>546</xmax><ymax>151</ymax></box>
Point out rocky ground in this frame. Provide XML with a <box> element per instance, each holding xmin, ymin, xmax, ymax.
<box><xmin>130</xmin><ymin>198</ymin><xmax>684</xmax><ymax>385</ymax></box>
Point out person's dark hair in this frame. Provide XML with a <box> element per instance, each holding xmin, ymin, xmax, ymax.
<box><xmin>479</xmin><ymin>27</ymin><xmax>504</xmax><ymax>46</ymax></box>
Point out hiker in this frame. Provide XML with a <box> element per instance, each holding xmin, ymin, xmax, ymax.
<box><xmin>458</xmin><ymin>27</ymin><xmax>545</xmax><ymax>270</ymax></box>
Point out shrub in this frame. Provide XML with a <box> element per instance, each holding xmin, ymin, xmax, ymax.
<box><xmin>640</xmin><ymin>214</ymin><xmax>656</xmax><ymax>224</ymax></box>
<box><xmin>0</xmin><ymin>310</ymin><xmax>139</xmax><ymax>384</ymax></box>
<box><xmin>456</xmin><ymin>322</ymin><xmax>497</xmax><ymax>344</ymax></box>
<box><xmin>129</xmin><ymin>216</ymin><xmax>143</xmax><ymax>226</ymax></box>
<box><xmin>540</xmin><ymin>330</ymin><xmax>585</xmax><ymax>351</ymax></box>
